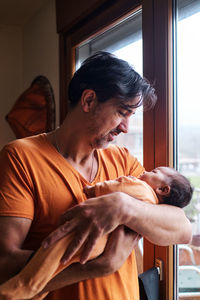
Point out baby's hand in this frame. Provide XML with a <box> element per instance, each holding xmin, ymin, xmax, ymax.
<box><xmin>83</xmin><ymin>185</ymin><xmax>96</xmax><ymax>198</ymax></box>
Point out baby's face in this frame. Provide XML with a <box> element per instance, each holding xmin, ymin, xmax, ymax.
<box><xmin>139</xmin><ymin>167</ymin><xmax>175</xmax><ymax>190</ymax></box>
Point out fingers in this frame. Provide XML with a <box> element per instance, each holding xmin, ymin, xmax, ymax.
<box><xmin>102</xmin><ymin>225</ymin><xmax>124</xmax><ymax>256</ymax></box>
<box><xmin>42</xmin><ymin>194</ymin><xmax>123</xmax><ymax>269</ymax></box>
<box><xmin>80</xmin><ymin>227</ymin><xmax>102</xmax><ymax>264</ymax></box>
<box><xmin>60</xmin><ymin>205</ymin><xmax>81</xmax><ymax>222</ymax></box>
<box><xmin>42</xmin><ymin>221</ymin><xmax>75</xmax><ymax>248</ymax></box>
<box><xmin>83</xmin><ymin>186</ymin><xmax>96</xmax><ymax>198</ymax></box>
<box><xmin>42</xmin><ymin>205</ymin><xmax>84</xmax><ymax>248</ymax></box>
<box><xmin>110</xmin><ymin>225</ymin><xmax>124</xmax><ymax>241</ymax></box>
<box><xmin>61</xmin><ymin>229</ymin><xmax>89</xmax><ymax>264</ymax></box>
<box><xmin>124</xmin><ymin>228</ymin><xmax>140</xmax><ymax>249</ymax></box>
<box><xmin>80</xmin><ymin>227</ymin><xmax>139</xmax><ymax>277</ymax></box>
<box><xmin>104</xmin><ymin>226</ymin><xmax>138</xmax><ymax>259</ymax></box>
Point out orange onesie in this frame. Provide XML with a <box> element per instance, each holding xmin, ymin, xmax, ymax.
<box><xmin>0</xmin><ymin>176</ymin><xmax>159</xmax><ymax>299</ymax></box>
<box><xmin>0</xmin><ymin>133</ymin><xmax>153</xmax><ymax>300</ymax></box>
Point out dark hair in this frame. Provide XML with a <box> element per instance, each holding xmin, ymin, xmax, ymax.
<box><xmin>162</xmin><ymin>171</ymin><xmax>194</xmax><ymax>208</ymax></box>
<box><xmin>68</xmin><ymin>51</ymin><xmax>157</xmax><ymax>109</ymax></box>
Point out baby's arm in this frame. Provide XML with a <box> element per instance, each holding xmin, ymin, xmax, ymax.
<box><xmin>0</xmin><ymin>228</ymin><xmax>107</xmax><ymax>299</ymax></box>
<box><xmin>84</xmin><ymin>176</ymin><xmax>136</xmax><ymax>198</ymax></box>
<box><xmin>84</xmin><ymin>176</ymin><xmax>158</xmax><ymax>204</ymax></box>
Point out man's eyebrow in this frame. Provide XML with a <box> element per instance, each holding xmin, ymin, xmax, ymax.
<box><xmin>119</xmin><ymin>98</ymin><xmax>143</xmax><ymax>111</ymax></box>
<box><xmin>119</xmin><ymin>103</ymin><xmax>137</xmax><ymax>112</ymax></box>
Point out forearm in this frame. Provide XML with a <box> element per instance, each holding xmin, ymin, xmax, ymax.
<box><xmin>41</xmin><ymin>260</ymin><xmax>104</xmax><ymax>295</ymax></box>
<box><xmin>0</xmin><ymin>255</ymin><xmax>104</xmax><ymax>300</ymax></box>
<box><xmin>120</xmin><ymin>193</ymin><xmax>192</xmax><ymax>245</ymax></box>
<box><xmin>0</xmin><ymin>263</ymin><xmax>85</xmax><ymax>300</ymax></box>
<box><xmin>38</xmin><ymin>226</ymin><xmax>139</xmax><ymax>297</ymax></box>
<box><xmin>0</xmin><ymin>249</ymin><xmax>33</xmax><ymax>284</ymax></box>
<box><xmin>0</xmin><ymin>233</ymin><xmax>81</xmax><ymax>300</ymax></box>
<box><xmin>0</xmin><ymin>250</ymin><xmax>34</xmax><ymax>300</ymax></box>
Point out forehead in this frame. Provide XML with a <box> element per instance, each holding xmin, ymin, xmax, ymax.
<box><xmin>96</xmin><ymin>96</ymin><xmax>142</xmax><ymax>114</ymax></box>
<box><xmin>108</xmin><ymin>96</ymin><xmax>142</xmax><ymax>109</ymax></box>
<box><xmin>119</xmin><ymin>96</ymin><xmax>142</xmax><ymax>107</ymax></box>
<box><xmin>156</xmin><ymin>167</ymin><xmax>176</xmax><ymax>176</ymax></box>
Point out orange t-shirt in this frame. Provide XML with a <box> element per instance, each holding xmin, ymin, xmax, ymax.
<box><xmin>0</xmin><ymin>133</ymin><xmax>145</xmax><ymax>300</ymax></box>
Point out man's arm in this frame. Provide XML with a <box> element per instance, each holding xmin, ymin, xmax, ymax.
<box><xmin>0</xmin><ymin>216</ymin><xmax>33</xmax><ymax>284</ymax></box>
<box><xmin>43</xmin><ymin>192</ymin><xmax>192</xmax><ymax>264</ymax></box>
<box><xmin>84</xmin><ymin>180</ymin><xmax>191</xmax><ymax>245</ymax></box>
<box><xmin>37</xmin><ymin>226</ymin><xmax>140</xmax><ymax>297</ymax></box>
<box><xmin>120</xmin><ymin>192</ymin><xmax>192</xmax><ymax>245</ymax></box>
<box><xmin>0</xmin><ymin>225</ymin><xmax>139</xmax><ymax>299</ymax></box>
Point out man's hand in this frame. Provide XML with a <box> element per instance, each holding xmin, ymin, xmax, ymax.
<box><xmin>86</xmin><ymin>225</ymin><xmax>140</xmax><ymax>277</ymax></box>
<box><xmin>83</xmin><ymin>185</ymin><xmax>96</xmax><ymax>198</ymax></box>
<box><xmin>40</xmin><ymin>225</ymin><xmax>140</xmax><ymax>295</ymax></box>
<box><xmin>42</xmin><ymin>193</ymin><xmax>125</xmax><ymax>264</ymax></box>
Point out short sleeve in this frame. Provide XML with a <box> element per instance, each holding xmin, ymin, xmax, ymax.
<box><xmin>0</xmin><ymin>146</ymin><xmax>34</xmax><ymax>219</ymax></box>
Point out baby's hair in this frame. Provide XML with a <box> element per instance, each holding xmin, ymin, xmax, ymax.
<box><xmin>162</xmin><ymin>170</ymin><xmax>193</xmax><ymax>208</ymax></box>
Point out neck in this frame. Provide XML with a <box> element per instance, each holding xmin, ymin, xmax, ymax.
<box><xmin>53</xmin><ymin>126</ymin><xmax>97</xmax><ymax>182</ymax></box>
<box><xmin>52</xmin><ymin>108</ymin><xmax>96</xmax><ymax>165</ymax></box>
<box><xmin>48</xmin><ymin>108</ymin><xmax>98</xmax><ymax>182</ymax></box>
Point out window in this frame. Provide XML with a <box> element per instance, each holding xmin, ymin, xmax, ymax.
<box><xmin>59</xmin><ymin>0</ymin><xmax>200</xmax><ymax>297</ymax></box>
<box><xmin>174</xmin><ymin>0</ymin><xmax>200</xmax><ymax>298</ymax></box>
<box><xmin>76</xmin><ymin>10</ymin><xmax>143</xmax><ymax>163</ymax></box>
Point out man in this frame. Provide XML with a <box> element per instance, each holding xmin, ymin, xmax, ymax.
<box><xmin>0</xmin><ymin>52</ymin><xmax>191</xmax><ymax>300</ymax></box>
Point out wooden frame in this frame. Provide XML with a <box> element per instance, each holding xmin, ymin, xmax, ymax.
<box><xmin>57</xmin><ymin>0</ymin><xmax>174</xmax><ymax>298</ymax></box>
<box><xmin>143</xmin><ymin>1</ymin><xmax>174</xmax><ymax>299</ymax></box>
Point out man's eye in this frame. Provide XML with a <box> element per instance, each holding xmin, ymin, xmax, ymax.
<box><xmin>119</xmin><ymin>110</ymin><xmax>135</xmax><ymax>117</ymax></box>
<box><xmin>119</xmin><ymin>111</ymin><xmax>126</xmax><ymax>117</ymax></box>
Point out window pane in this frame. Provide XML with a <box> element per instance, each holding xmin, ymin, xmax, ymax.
<box><xmin>76</xmin><ymin>10</ymin><xmax>143</xmax><ymax>164</ymax></box>
<box><xmin>112</xmin><ymin>40</ymin><xmax>143</xmax><ymax>164</ymax></box>
<box><xmin>76</xmin><ymin>10</ymin><xmax>144</xmax><ymax>273</ymax></box>
<box><xmin>176</xmin><ymin>1</ymin><xmax>200</xmax><ymax>298</ymax></box>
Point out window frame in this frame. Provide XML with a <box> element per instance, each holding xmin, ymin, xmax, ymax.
<box><xmin>57</xmin><ymin>1</ymin><xmax>174</xmax><ymax>298</ymax></box>
<box><xmin>143</xmin><ymin>1</ymin><xmax>174</xmax><ymax>299</ymax></box>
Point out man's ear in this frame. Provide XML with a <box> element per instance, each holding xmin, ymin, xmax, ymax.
<box><xmin>156</xmin><ymin>185</ymin><xmax>171</xmax><ymax>196</ymax></box>
<box><xmin>81</xmin><ymin>89</ymin><xmax>97</xmax><ymax>112</ymax></box>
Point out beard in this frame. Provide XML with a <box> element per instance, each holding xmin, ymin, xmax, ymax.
<box><xmin>93</xmin><ymin>133</ymin><xmax>111</xmax><ymax>149</ymax></box>
<box><xmin>93</xmin><ymin>129</ymin><xmax>121</xmax><ymax>149</ymax></box>
<box><xmin>86</xmin><ymin>104</ymin><xmax>122</xmax><ymax>149</ymax></box>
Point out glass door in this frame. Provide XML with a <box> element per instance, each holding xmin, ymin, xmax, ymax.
<box><xmin>174</xmin><ymin>0</ymin><xmax>200</xmax><ymax>298</ymax></box>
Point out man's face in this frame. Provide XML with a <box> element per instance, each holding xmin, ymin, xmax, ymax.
<box><xmin>139</xmin><ymin>167</ymin><xmax>175</xmax><ymax>190</ymax></box>
<box><xmin>88</xmin><ymin>96</ymin><xmax>141</xmax><ymax>149</ymax></box>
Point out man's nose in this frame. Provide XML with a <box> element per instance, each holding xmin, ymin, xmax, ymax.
<box><xmin>117</xmin><ymin>118</ymin><xmax>129</xmax><ymax>133</ymax></box>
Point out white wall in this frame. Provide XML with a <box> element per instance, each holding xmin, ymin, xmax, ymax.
<box><xmin>0</xmin><ymin>25</ymin><xmax>23</xmax><ymax>148</ymax></box>
<box><xmin>23</xmin><ymin>0</ymin><xmax>59</xmax><ymax>125</ymax></box>
<box><xmin>0</xmin><ymin>0</ymin><xmax>59</xmax><ymax>150</ymax></box>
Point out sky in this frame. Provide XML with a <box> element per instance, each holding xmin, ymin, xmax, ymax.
<box><xmin>177</xmin><ymin>12</ymin><xmax>200</xmax><ymax>127</ymax></box>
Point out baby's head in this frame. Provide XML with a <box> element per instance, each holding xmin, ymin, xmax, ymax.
<box><xmin>139</xmin><ymin>167</ymin><xmax>193</xmax><ymax>208</ymax></box>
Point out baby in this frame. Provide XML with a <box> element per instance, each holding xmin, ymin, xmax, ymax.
<box><xmin>84</xmin><ymin>166</ymin><xmax>193</xmax><ymax>208</ymax></box>
<box><xmin>0</xmin><ymin>167</ymin><xmax>193</xmax><ymax>299</ymax></box>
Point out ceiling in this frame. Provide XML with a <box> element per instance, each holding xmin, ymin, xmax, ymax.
<box><xmin>0</xmin><ymin>0</ymin><xmax>49</xmax><ymax>26</ymax></box>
